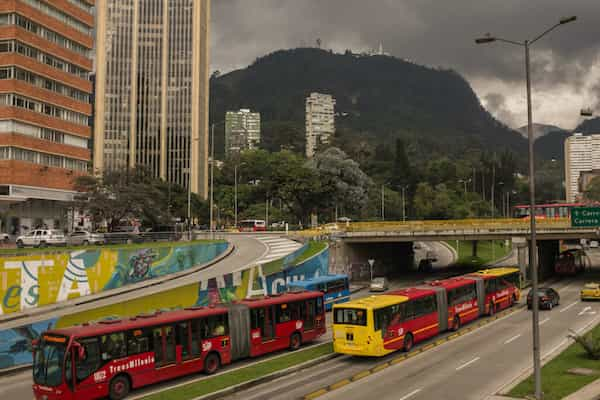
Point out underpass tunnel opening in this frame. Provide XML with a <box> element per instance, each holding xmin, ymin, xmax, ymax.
<box><xmin>335</xmin><ymin>241</ymin><xmax>414</xmax><ymax>281</ymax></box>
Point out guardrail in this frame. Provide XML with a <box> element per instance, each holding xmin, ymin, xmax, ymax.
<box><xmin>295</xmin><ymin>218</ymin><xmax>576</xmax><ymax>236</ymax></box>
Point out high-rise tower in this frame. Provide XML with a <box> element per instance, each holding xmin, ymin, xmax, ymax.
<box><xmin>94</xmin><ymin>0</ymin><xmax>210</xmax><ymax>197</ymax></box>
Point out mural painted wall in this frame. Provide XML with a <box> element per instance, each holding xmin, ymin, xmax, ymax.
<box><xmin>0</xmin><ymin>241</ymin><xmax>228</xmax><ymax>315</ymax></box>
<box><xmin>0</xmin><ymin>244</ymin><xmax>329</xmax><ymax>370</ymax></box>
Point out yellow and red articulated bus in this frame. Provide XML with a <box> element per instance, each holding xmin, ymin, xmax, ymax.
<box><xmin>332</xmin><ymin>267</ymin><xmax>520</xmax><ymax>357</ymax></box>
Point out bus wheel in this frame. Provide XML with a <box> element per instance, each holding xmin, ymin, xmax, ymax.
<box><xmin>289</xmin><ymin>333</ymin><xmax>302</xmax><ymax>351</ymax></box>
<box><xmin>403</xmin><ymin>333</ymin><xmax>413</xmax><ymax>352</ymax></box>
<box><xmin>489</xmin><ymin>302</ymin><xmax>495</xmax><ymax>316</ymax></box>
<box><xmin>109</xmin><ymin>375</ymin><xmax>130</xmax><ymax>400</ymax></box>
<box><xmin>452</xmin><ymin>316</ymin><xmax>461</xmax><ymax>331</ymax></box>
<box><xmin>204</xmin><ymin>353</ymin><xmax>220</xmax><ymax>375</ymax></box>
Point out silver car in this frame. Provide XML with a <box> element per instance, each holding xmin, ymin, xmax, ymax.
<box><xmin>370</xmin><ymin>277</ymin><xmax>389</xmax><ymax>292</ymax></box>
<box><xmin>68</xmin><ymin>230</ymin><xmax>105</xmax><ymax>246</ymax></box>
<box><xmin>16</xmin><ymin>229</ymin><xmax>67</xmax><ymax>248</ymax></box>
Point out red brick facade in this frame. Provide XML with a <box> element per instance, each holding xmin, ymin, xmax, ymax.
<box><xmin>0</xmin><ymin>0</ymin><xmax>94</xmax><ymax>192</ymax></box>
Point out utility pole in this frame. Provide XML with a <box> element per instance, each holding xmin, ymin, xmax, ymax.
<box><xmin>381</xmin><ymin>185</ymin><xmax>385</xmax><ymax>221</ymax></box>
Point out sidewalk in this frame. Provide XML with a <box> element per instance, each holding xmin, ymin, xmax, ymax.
<box><xmin>563</xmin><ymin>378</ymin><xmax>600</xmax><ymax>400</ymax></box>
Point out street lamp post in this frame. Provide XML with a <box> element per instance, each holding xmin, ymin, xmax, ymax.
<box><xmin>401</xmin><ymin>185</ymin><xmax>408</xmax><ymax>222</ymax></box>
<box><xmin>209</xmin><ymin>123</ymin><xmax>215</xmax><ymax>235</ymax></box>
<box><xmin>475</xmin><ymin>15</ymin><xmax>576</xmax><ymax>400</ymax></box>
<box><xmin>381</xmin><ymin>184</ymin><xmax>385</xmax><ymax>221</ymax></box>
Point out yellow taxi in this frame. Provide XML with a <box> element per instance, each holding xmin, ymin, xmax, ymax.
<box><xmin>580</xmin><ymin>283</ymin><xmax>600</xmax><ymax>300</ymax></box>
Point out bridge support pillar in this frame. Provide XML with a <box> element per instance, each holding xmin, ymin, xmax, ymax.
<box><xmin>471</xmin><ymin>240</ymin><xmax>478</xmax><ymax>258</ymax></box>
<box><xmin>537</xmin><ymin>240</ymin><xmax>560</xmax><ymax>280</ymax></box>
<box><xmin>513</xmin><ymin>238</ymin><xmax>528</xmax><ymax>283</ymax></box>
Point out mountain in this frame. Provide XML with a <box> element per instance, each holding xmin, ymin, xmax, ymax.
<box><xmin>534</xmin><ymin>130</ymin><xmax>570</xmax><ymax>160</ymax></box>
<box><xmin>533</xmin><ymin>118</ymin><xmax>600</xmax><ymax>161</ymax></box>
<box><xmin>517</xmin><ymin>123</ymin><xmax>566</xmax><ymax>140</ymax></box>
<box><xmin>209</xmin><ymin>48</ymin><xmax>527</xmax><ymax>159</ymax></box>
<box><xmin>576</xmin><ymin>117</ymin><xmax>600</xmax><ymax>134</ymax></box>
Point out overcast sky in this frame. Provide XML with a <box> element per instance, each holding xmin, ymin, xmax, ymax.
<box><xmin>211</xmin><ymin>0</ymin><xmax>600</xmax><ymax>130</ymax></box>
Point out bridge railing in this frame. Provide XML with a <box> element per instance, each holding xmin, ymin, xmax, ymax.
<box><xmin>296</xmin><ymin>218</ymin><xmax>575</xmax><ymax>236</ymax></box>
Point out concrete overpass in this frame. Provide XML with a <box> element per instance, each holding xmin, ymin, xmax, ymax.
<box><xmin>306</xmin><ymin>219</ymin><xmax>598</xmax><ymax>282</ymax></box>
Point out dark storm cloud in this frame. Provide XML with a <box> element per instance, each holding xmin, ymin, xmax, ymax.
<box><xmin>483</xmin><ymin>92</ymin><xmax>517</xmax><ymax>128</ymax></box>
<box><xmin>211</xmin><ymin>0</ymin><xmax>600</xmax><ymax>127</ymax></box>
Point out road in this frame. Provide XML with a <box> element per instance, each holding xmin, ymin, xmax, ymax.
<box><xmin>413</xmin><ymin>241</ymin><xmax>456</xmax><ymax>270</ymax></box>
<box><xmin>0</xmin><ymin>234</ymin><xmax>301</xmax><ymax>399</ymax></box>
<box><xmin>223</xmin><ymin>250</ymin><xmax>600</xmax><ymax>400</ymax></box>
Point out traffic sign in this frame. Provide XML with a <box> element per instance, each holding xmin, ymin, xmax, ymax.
<box><xmin>571</xmin><ymin>207</ymin><xmax>600</xmax><ymax>227</ymax></box>
<box><xmin>368</xmin><ymin>259</ymin><xmax>375</xmax><ymax>267</ymax></box>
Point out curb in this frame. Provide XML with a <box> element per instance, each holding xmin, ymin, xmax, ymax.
<box><xmin>0</xmin><ymin>364</ymin><xmax>31</xmax><ymax>377</ymax></box>
<box><xmin>0</xmin><ymin>242</ymin><xmax>234</xmax><ymax>327</ymax></box>
<box><xmin>190</xmin><ymin>352</ymin><xmax>340</xmax><ymax>400</ymax></box>
<box><xmin>303</xmin><ymin>304</ymin><xmax>524</xmax><ymax>400</ymax></box>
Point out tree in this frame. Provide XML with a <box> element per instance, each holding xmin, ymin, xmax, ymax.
<box><xmin>74</xmin><ymin>169</ymin><xmax>208</xmax><ymax>231</ymax></box>
<box><xmin>584</xmin><ymin>176</ymin><xmax>600</xmax><ymax>201</ymax></box>
<box><xmin>307</xmin><ymin>147</ymin><xmax>373</xmax><ymax>217</ymax></box>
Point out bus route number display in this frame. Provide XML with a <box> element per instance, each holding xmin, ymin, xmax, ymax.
<box><xmin>571</xmin><ymin>207</ymin><xmax>600</xmax><ymax>227</ymax></box>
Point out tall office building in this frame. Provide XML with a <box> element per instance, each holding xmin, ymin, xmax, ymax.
<box><xmin>94</xmin><ymin>0</ymin><xmax>211</xmax><ymax>198</ymax></box>
<box><xmin>0</xmin><ymin>0</ymin><xmax>94</xmax><ymax>234</ymax></box>
<box><xmin>564</xmin><ymin>133</ymin><xmax>600</xmax><ymax>202</ymax></box>
<box><xmin>225</xmin><ymin>109</ymin><xmax>260</xmax><ymax>155</ymax></box>
<box><xmin>305</xmin><ymin>92</ymin><xmax>335</xmax><ymax>158</ymax></box>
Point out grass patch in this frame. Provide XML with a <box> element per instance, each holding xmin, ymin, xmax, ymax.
<box><xmin>447</xmin><ymin>240</ymin><xmax>511</xmax><ymax>268</ymax></box>
<box><xmin>292</xmin><ymin>241</ymin><xmax>327</xmax><ymax>265</ymax></box>
<box><xmin>0</xmin><ymin>239</ymin><xmax>226</xmax><ymax>256</ymax></box>
<box><xmin>509</xmin><ymin>323</ymin><xmax>600</xmax><ymax>400</ymax></box>
<box><xmin>262</xmin><ymin>241</ymin><xmax>327</xmax><ymax>276</ymax></box>
<box><xmin>141</xmin><ymin>342</ymin><xmax>333</xmax><ymax>400</ymax></box>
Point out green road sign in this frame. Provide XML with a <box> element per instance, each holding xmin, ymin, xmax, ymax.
<box><xmin>571</xmin><ymin>207</ymin><xmax>600</xmax><ymax>227</ymax></box>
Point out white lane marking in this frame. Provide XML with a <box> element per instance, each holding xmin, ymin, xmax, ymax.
<box><xmin>503</xmin><ymin>334</ymin><xmax>521</xmax><ymax>345</ymax></box>
<box><xmin>560</xmin><ymin>301</ymin><xmax>579</xmax><ymax>313</ymax></box>
<box><xmin>398</xmin><ymin>388</ymin><xmax>422</xmax><ymax>400</ymax></box>
<box><xmin>578</xmin><ymin>306</ymin><xmax>597</xmax><ymax>316</ymax></box>
<box><xmin>539</xmin><ymin>317</ymin><xmax>550</xmax><ymax>326</ymax></box>
<box><xmin>455</xmin><ymin>356</ymin><xmax>480</xmax><ymax>371</ymax></box>
<box><xmin>543</xmin><ymin>339</ymin><xmax>568</xmax><ymax>359</ymax></box>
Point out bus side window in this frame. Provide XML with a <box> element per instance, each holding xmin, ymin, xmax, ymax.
<box><xmin>289</xmin><ymin>301</ymin><xmax>301</xmax><ymax>320</ymax></box>
<box><xmin>100</xmin><ymin>333</ymin><xmax>126</xmax><ymax>361</ymax></box>
<box><xmin>207</xmin><ymin>314</ymin><xmax>228</xmax><ymax>337</ymax></box>
<box><xmin>276</xmin><ymin>303</ymin><xmax>291</xmax><ymax>323</ymax></box>
<box><xmin>76</xmin><ymin>337</ymin><xmax>101</xmax><ymax>383</ymax></box>
<box><xmin>127</xmin><ymin>329</ymin><xmax>151</xmax><ymax>356</ymax></box>
<box><xmin>404</xmin><ymin>300</ymin><xmax>415</xmax><ymax>320</ymax></box>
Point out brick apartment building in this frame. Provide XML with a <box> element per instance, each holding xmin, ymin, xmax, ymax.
<box><xmin>0</xmin><ymin>0</ymin><xmax>94</xmax><ymax>235</ymax></box>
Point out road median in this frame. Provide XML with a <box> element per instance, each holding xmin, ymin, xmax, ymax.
<box><xmin>134</xmin><ymin>342</ymin><xmax>335</xmax><ymax>400</ymax></box>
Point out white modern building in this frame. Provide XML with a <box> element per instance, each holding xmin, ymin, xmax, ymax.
<box><xmin>564</xmin><ymin>133</ymin><xmax>600</xmax><ymax>202</ymax></box>
<box><xmin>225</xmin><ymin>109</ymin><xmax>261</xmax><ymax>154</ymax></box>
<box><xmin>305</xmin><ymin>92</ymin><xmax>336</xmax><ymax>158</ymax></box>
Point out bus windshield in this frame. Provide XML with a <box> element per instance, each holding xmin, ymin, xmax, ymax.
<box><xmin>33</xmin><ymin>339</ymin><xmax>67</xmax><ymax>387</ymax></box>
<box><xmin>334</xmin><ymin>308</ymin><xmax>367</xmax><ymax>326</ymax></box>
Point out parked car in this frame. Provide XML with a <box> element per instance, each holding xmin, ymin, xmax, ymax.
<box><xmin>0</xmin><ymin>232</ymin><xmax>9</xmax><ymax>243</ymax></box>
<box><xmin>370</xmin><ymin>277</ymin><xmax>389</xmax><ymax>292</ymax></box>
<box><xmin>581</xmin><ymin>282</ymin><xmax>600</xmax><ymax>301</ymax></box>
<box><xmin>68</xmin><ymin>230</ymin><xmax>105</xmax><ymax>246</ymax></box>
<box><xmin>16</xmin><ymin>229</ymin><xmax>67</xmax><ymax>248</ymax></box>
<box><xmin>527</xmin><ymin>287</ymin><xmax>560</xmax><ymax>310</ymax></box>
<box><xmin>590</xmin><ymin>240</ymin><xmax>599</xmax><ymax>248</ymax></box>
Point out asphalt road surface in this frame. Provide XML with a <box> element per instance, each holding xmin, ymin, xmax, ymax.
<box><xmin>223</xmin><ymin>250</ymin><xmax>600</xmax><ymax>400</ymax></box>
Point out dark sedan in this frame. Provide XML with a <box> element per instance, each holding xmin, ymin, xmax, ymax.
<box><xmin>527</xmin><ymin>287</ymin><xmax>560</xmax><ymax>310</ymax></box>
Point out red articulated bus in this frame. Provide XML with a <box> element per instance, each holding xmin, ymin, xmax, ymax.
<box><xmin>32</xmin><ymin>291</ymin><xmax>325</xmax><ymax>400</ymax></box>
<box><xmin>428</xmin><ymin>277</ymin><xmax>480</xmax><ymax>331</ymax></box>
<box><xmin>380</xmin><ymin>287</ymin><xmax>440</xmax><ymax>352</ymax></box>
<box><xmin>554</xmin><ymin>249</ymin><xmax>585</xmax><ymax>276</ymax></box>
<box><xmin>332</xmin><ymin>268</ymin><xmax>521</xmax><ymax>357</ymax></box>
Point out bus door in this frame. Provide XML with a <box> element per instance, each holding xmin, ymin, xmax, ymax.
<box><xmin>304</xmin><ymin>298</ymin><xmax>316</xmax><ymax>330</ymax></box>
<box><xmin>68</xmin><ymin>337</ymin><xmax>102</xmax><ymax>398</ymax></box>
<box><xmin>153</xmin><ymin>326</ymin><xmax>177</xmax><ymax>369</ymax></box>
